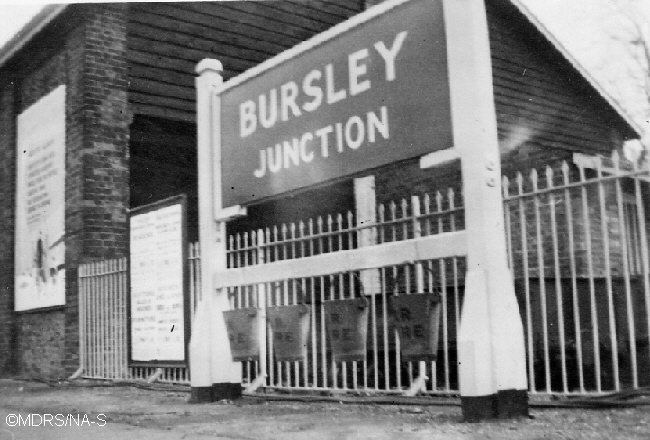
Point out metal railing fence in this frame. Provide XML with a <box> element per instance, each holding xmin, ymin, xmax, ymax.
<box><xmin>77</xmin><ymin>247</ymin><xmax>201</xmax><ymax>384</ymax></box>
<box><xmin>78</xmin><ymin>153</ymin><xmax>650</xmax><ymax>395</ymax></box>
<box><xmin>227</xmin><ymin>190</ymin><xmax>464</xmax><ymax>395</ymax></box>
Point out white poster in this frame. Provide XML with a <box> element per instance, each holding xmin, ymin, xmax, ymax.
<box><xmin>130</xmin><ymin>202</ymin><xmax>185</xmax><ymax>362</ymax></box>
<box><xmin>15</xmin><ymin>85</ymin><xmax>66</xmax><ymax>312</ymax></box>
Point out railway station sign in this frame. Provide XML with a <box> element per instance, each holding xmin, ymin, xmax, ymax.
<box><xmin>220</xmin><ymin>0</ymin><xmax>450</xmax><ymax>207</ymax></box>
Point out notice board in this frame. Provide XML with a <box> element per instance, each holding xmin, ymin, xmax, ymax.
<box><xmin>14</xmin><ymin>85</ymin><xmax>66</xmax><ymax>311</ymax></box>
<box><xmin>128</xmin><ymin>195</ymin><xmax>190</xmax><ymax>366</ymax></box>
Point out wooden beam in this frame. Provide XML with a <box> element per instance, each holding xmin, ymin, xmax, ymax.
<box><xmin>213</xmin><ymin>231</ymin><xmax>467</xmax><ymax>289</ymax></box>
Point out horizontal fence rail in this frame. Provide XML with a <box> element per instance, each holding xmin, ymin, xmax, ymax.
<box><xmin>226</xmin><ymin>191</ymin><xmax>465</xmax><ymax>395</ymax></box>
<box><xmin>78</xmin><ymin>152</ymin><xmax>650</xmax><ymax>396</ymax></box>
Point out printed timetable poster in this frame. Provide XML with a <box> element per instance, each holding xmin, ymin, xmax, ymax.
<box><xmin>15</xmin><ymin>85</ymin><xmax>66</xmax><ymax>312</ymax></box>
<box><xmin>129</xmin><ymin>196</ymin><xmax>188</xmax><ymax>364</ymax></box>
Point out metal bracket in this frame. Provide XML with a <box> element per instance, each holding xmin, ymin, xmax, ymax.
<box><xmin>68</xmin><ymin>367</ymin><xmax>84</xmax><ymax>380</ymax></box>
<box><xmin>403</xmin><ymin>374</ymin><xmax>429</xmax><ymax>397</ymax></box>
<box><xmin>146</xmin><ymin>368</ymin><xmax>164</xmax><ymax>384</ymax></box>
<box><xmin>245</xmin><ymin>374</ymin><xmax>267</xmax><ymax>393</ymax></box>
<box><xmin>419</xmin><ymin>148</ymin><xmax>459</xmax><ymax>169</ymax></box>
<box><xmin>215</xmin><ymin>205</ymin><xmax>247</xmax><ymax>222</ymax></box>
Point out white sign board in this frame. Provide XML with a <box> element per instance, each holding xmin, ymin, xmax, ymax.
<box><xmin>129</xmin><ymin>197</ymin><xmax>187</xmax><ymax>363</ymax></box>
<box><xmin>15</xmin><ymin>85</ymin><xmax>66</xmax><ymax>312</ymax></box>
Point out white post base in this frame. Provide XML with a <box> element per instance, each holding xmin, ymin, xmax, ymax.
<box><xmin>189</xmin><ymin>298</ymin><xmax>213</xmax><ymax>402</ymax></box>
<box><xmin>458</xmin><ymin>267</ymin><xmax>528</xmax><ymax>420</ymax></box>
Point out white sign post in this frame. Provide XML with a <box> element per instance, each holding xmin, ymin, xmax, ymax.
<box><xmin>192</xmin><ymin>0</ymin><xmax>528</xmax><ymax>418</ymax></box>
<box><xmin>190</xmin><ymin>59</ymin><xmax>244</xmax><ymax>402</ymax></box>
<box><xmin>443</xmin><ymin>0</ymin><xmax>528</xmax><ymax>420</ymax></box>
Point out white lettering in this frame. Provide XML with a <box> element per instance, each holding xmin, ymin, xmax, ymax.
<box><xmin>300</xmin><ymin>132</ymin><xmax>314</xmax><ymax>163</ymax></box>
<box><xmin>281</xmin><ymin>81</ymin><xmax>301</xmax><ymax>121</ymax></box>
<box><xmin>349</xmin><ymin>48</ymin><xmax>371</xmax><ymax>96</ymax></box>
<box><xmin>345</xmin><ymin>116</ymin><xmax>365</xmax><ymax>150</ymax></box>
<box><xmin>259</xmin><ymin>89</ymin><xmax>278</xmax><ymax>129</ymax></box>
<box><xmin>283</xmin><ymin>139</ymin><xmax>300</xmax><ymax>168</ymax></box>
<box><xmin>326</xmin><ymin>63</ymin><xmax>347</xmax><ymax>104</ymax></box>
<box><xmin>375</xmin><ymin>31</ymin><xmax>408</xmax><ymax>81</ymax></box>
<box><xmin>254</xmin><ymin>149</ymin><xmax>267</xmax><ymax>178</ymax></box>
<box><xmin>335</xmin><ymin>122</ymin><xmax>344</xmax><ymax>152</ymax></box>
<box><xmin>367</xmin><ymin>106</ymin><xmax>389</xmax><ymax>142</ymax></box>
<box><xmin>240</xmin><ymin>100</ymin><xmax>257</xmax><ymax>138</ymax></box>
<box><xmin>302</xmin><ymin>70</ymin><xmax>323</xmax><ymax>112</ymax></box>
<box><xmin>268</xmin><ymin>144</ymin><xmax>282</xmax><ymax>173</ymax></box>
<box><xmin>316</xmin><ymin>125</ymin><xmax>333</xmax><ymax>158</ymax></box>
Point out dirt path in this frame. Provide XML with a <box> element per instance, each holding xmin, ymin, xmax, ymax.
<box><xmin>1</xmin><ymin>379</ymin><xmax>649</xmax><ymax>439</ymax></box>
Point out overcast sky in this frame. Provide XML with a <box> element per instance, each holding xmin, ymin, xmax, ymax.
<box><xmin>1</xmin><ymin>0</ymin><xmax>650</xmax><ymax>125</ymax></box>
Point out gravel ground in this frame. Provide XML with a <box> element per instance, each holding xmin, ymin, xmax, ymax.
<box><xmin>1</xmin><ymin>379</ymin><xmax>650</xmax><ymax>439</ymax></box>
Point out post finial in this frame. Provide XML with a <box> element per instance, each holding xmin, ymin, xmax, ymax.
<box><xmin>196</xmin><ymin>58</ymin><xmax>223</xmax><ymax>75</ymax></box>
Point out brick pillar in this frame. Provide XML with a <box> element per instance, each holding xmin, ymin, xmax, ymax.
<box><xmin>63</xmin><ymin>3</ymin><xmax>131</xmax><ymax>376</ymax></box>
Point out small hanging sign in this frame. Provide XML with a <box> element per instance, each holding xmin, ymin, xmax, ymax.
<box><xmin>266</xmin><ymin>304</ymin><xmax>311</xmax><ymax>362</ymax></box>
<box><xmin>324</xmin><ymin>297</ymin><xmax>369</xmax><ymax>362</ymax></box>
<box><xmin>223</xmin><ymin>307</ymin><xmax>260</xmax><ymax>362</ymax></box>
<box><xmin>389</xmin><ymin>293</ymin><xmax>441</xmax><ymax>361</ymax></box>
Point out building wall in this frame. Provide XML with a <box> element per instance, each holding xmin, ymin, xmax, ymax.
<box><xmin>126</xmin><ymin>1</ymin><xmax>363</xmax><ymax>123</ymax></box>
<box><xmin>0</xmin><ymin>77</ymin><xmax>17</xmax><ymax>375</ymax></box>
<box><xmin>0</xmin><ymin>4</ymin><xmax>130</xmax><ymax>378</ymax></box>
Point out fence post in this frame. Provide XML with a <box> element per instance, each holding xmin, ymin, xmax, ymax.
<box><xmin>256</xmin><ymin>229</ymin><xmax>268</xmax><ymax>389</ymax></box>
<box><xmin>443</xmin><ymin>0</ymin><xmax>528</xmax><ymax>420</ymax></box>
<box><xmin>354</xmin><ymin>176</ymin><xmax>380</xmax><ymax>295</ymax></box>
<box><xmin>190</xmin><ymin>58</ymin><xmax>242</xmax><ymax>402</ymax></box>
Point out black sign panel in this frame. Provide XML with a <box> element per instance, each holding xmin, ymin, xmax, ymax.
<box><xmin>223</xmin><ymin>307</ymin><xmax>260</xmax><ymax>362</ymax></box>
<box><xmin>267</xmin><ymin>304</ymin><xmax>311</xmax><ymax>362</ymax></box>
<box><xmin>389</xmin><ymin>293</ymin><xmax>441</xmax><ymax>361</ymax></box>
<box><xmin>324</xmin><ymin>297</ymin><xmax>369</xmax><ymax>362</ymax></box>
<box><xmin>220</xmin><ymin>0</ymin><xmax>450</xmax><ymax>206</ymax></box>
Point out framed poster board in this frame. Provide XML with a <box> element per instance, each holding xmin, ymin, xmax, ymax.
<box><xmin>14</xmin><ymin>85</ymin><xmax>66</xmax><ymax>312</ymax></box>
<box><xmin>128</xmin><ymin>195</ymin><xmax>190</xmax><ymax>366</ymax></box>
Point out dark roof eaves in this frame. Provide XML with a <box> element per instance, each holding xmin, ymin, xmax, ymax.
<box><xmin>0</xmin><ymin>4</ymin><xmax>68</xmax><ymax>70</ymax></box>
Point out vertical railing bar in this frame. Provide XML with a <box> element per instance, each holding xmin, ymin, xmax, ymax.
<box><xmin>503</xmin><ymin>176</ymin><xmax>515</xmax><ymax>271</ymax></box>
<box><xmin>102</xmin><ymin>261</ymin><xmax>108</xmax><ymax>379</ymax></box>
<box><xmin>516</xmin><ymin>173</ymin><xmax>535</xmax><ymax>392</ymax></box>
<box><xmin>111</xmin><ymin>260</ymin><xmax>118</xmax><ymax>379</ymax></box>
<box><xmin>633</xmin><ymin>161</ymin><xmax>650</xmax><ymax>386</ymax></box>
<box><xmin>596</xmin><ymin>158</ymin><xmax>620</xmax><ymax>391</ymax></box>
<box><xmin>381</xmin><ymin>267</ymin><xmax>389</xmax><ymax>391</ymax></box>
<box><xmin>79</xmin><ymin>264</ymin><xmax>86</xmax><ymax>376</ymax></box>
<box><xmin>423</xmin><ymin>194</ymin><xmax>435</xmax><ymax>391</ymax></box>
<box><xmin>336</xmin><ymin>214</ymin><xmax>347</xmax><ymax>389</ymax></box>
<box><xmin>562</xmin><ymin>162</ymin><xmax>585</xmax><ymax>393</ymax></box>
<box><xmin>579</xmin><ymin>164</ymin><xmax>601</xmax><ymax>393</ymax></box>
<box><xmin>391</xmin><ymin>201</ymin><xmax>401</xmax><ymax>391</ymax></box>
<box><xmin>435</xmin><ymin>191</ymin><xmax>450</xmax><ymax>392</ymax></box>
<box><xmin>613</xmin><ymin>153</ymin><xmax>638</xmax><ymax>388</ymax></box>
<box><xmin>348</xmin><ymin>212</ymin><xmax>359</xmax><ymax>391</ymax></box>
<box><xmin>533</xmin><ymin>169</ymin><xmax>552</xmax><ymax>393</ymax></box>
<box><xmin>547</xmin><ymin>166</ymin><xmax>568</xmax><ymax>393</ymax></box>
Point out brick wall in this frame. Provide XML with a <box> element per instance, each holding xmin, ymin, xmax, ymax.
<box><xmin>0</xmin><ymin>81</ymin><xmax>17</xmax><ymax>375</ymax></box>
<box><xmin>0</xmin><ymin>4</ymin><xmax>130</xmax><ymax>379</ymax></box>
<box><xmin>63</xmin><ymin>4</ymin><xmax>130</xmax><ymax>376</ymax></box>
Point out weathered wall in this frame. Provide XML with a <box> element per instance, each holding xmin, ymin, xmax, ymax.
<box><xmin>0</xmin><ymin>4</ymin><xmax>130</xmax><ymax>378</ymax></box>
